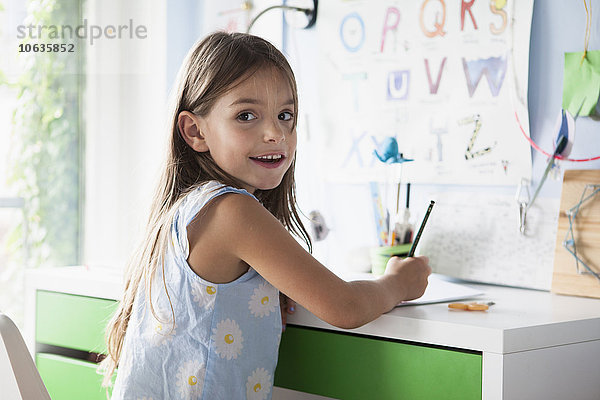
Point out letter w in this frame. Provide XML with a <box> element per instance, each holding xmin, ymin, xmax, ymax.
<box><xmin>462</xmin><ymin>55</ymin><xmax>507</xmax><ymax>97</ymax></box>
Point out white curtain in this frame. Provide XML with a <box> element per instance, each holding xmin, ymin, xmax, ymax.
<box><xmin>84</xmin><ymin>0</ymin><xmax>167</xmax><ymax>268</ymax></box>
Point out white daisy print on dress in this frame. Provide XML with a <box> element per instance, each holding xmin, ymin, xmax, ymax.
<box><xmin>191</xmin><ymin>281</ymin><xmax>217</xmax><ymax>309</ymax></box>
<box><xmin>246</xmin><ymin>367</ymin><xmax>272</xmax><ymax>400</ymax></box>
<box><xmin>148</xmin><ymin>310</ymin><xmax>177</xmax><ymax>347</ymax></box>
<box><xmin>175</xmin><ymin>360</ymin><xmax>205</xmax><ymax>399</ymax></box>
<box><xmin>211</xmin><ymin>318</ymin><xmax>244</xmax><ymax>360</ymax></box>
<box><xmin>248</xmin><ymin>282</ymin><xmax>278</xmax><ymax>318</ymax></box>
<box><xmin>152</xmin><ymin>319</ymin><xmax>176</xmax><ymax>346</ymax></box>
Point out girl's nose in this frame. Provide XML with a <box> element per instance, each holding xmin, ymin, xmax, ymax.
<box><xmin>264</xmin><ymin>121</ymin><xmax>286</xmax><ymax>143</ymax></box>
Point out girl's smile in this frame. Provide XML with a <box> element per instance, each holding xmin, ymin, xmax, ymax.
<box><xmin>249</xmin><ymin>153</ymin><xmax>287</xmax><ymax>169</ymax></box>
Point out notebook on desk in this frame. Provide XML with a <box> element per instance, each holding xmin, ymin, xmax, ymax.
<box><xmin>339</xmin><ymin>272</ymin><xmax>483</xmax><ymax>306</ymax></box>
<box><xmin>398</xmin><ymin>274</ymin><xmax>484</xmax><ymax>306</ymax></box>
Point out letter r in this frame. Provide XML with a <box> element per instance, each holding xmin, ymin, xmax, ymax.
<box><xmin>381</xmin><ymin>7</ymin><xmax>401</xmax><ymax>52</ymax></box>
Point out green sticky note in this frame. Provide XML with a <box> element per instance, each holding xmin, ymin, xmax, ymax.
<box><xmin>562</xmin><ymin>50</ymin><xmax>600</xmax><ymax>117</ymax></box>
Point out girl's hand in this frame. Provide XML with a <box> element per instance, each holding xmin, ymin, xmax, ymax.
<box><xmin>280</xmin><ymin>293</ymin><xmax>296</xmax><ymax>332</ymax></box>
<box><xmin>384</xmin><ymin>255</ymin><xmax>431</xmax><ymax>302</ymax></box>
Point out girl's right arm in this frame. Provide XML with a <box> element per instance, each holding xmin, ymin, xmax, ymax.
<box><xmin>189</xmin><ymin>193</ymin><xmax>431</xmax><ymax>330</ymax></box>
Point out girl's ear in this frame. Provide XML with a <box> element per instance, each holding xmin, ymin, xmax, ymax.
<box><xmin>178</xmin><ymin>111</ymin><xmax>209</xmax><ymax>152</ymax></box>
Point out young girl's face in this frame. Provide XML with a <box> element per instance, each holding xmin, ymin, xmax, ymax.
<box><xmin>198</xmin><ymin>66</ymin><xmax>296</xmax><ymax>194</ymax></box>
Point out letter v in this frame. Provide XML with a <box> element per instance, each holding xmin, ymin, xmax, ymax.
<box><xmin>424</xmin><ymin>57</ymin><xmax>447</xmax><ymax>94</ymax></box>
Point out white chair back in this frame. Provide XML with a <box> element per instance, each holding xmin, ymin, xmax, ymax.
<box><xmin>0</xmin><ymin>313</ymin><xmax>51</xmax><ymax>400</ymax></box>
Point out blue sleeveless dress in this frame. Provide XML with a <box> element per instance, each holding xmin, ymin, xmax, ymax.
<box><xmin>111</xmin><ymin>181</ymin><xmax>282</xmax><ymax>400</ymax></box>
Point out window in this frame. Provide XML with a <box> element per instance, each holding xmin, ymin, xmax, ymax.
<box><xmin>0</xmin><ymin>0</ymin><xmax>84</xmax><ymax>326</ymax></box>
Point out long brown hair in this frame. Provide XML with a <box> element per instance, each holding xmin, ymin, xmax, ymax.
<box><xmin>101</xmin><ymin>31</ymin><xmax>312</xmax><ymax>386</ymax></box>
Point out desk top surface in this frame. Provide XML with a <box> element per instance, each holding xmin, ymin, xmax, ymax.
<box><xmin>289</xmin><ymin>277</ymin><xmax>600</xmax><ymax>354</ymax></box>
<box><xmin>26</xmin><ymin>266</ymin><xmax>600</xmax><ymax>354</ymax></box>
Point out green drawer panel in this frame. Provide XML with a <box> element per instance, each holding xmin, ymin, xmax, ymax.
<box><xmin>275</xmin><ymin>326</ymin><xmax>482</xmax><ymax>400</ymax></box>
<box><xmin>36</xmin><ymin>290</ymin><xmax>118</xmax><ymax>353</ymax></box>
<box><xmin>36</xmin><ymin>353</ymin><xmax>112</xmax><ymax>400</ymax></box>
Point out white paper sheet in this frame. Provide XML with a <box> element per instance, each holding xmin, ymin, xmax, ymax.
<box><xmin>398</xmin><ymin>274</ymin><xmax>483</xmax><ymax>306</ymax></box>
<box><xmin>338</xmin><ymin>272</ymin><xmax>483</xmax><ymax>306</ymax></box>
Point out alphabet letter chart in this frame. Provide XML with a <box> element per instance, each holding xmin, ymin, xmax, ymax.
<box><xmin>317</xmin><ymin>0</ymin><xmax>535</xmax><ymax>186</ymax></box>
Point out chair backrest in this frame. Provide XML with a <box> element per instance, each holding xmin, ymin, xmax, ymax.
<box><xmin>0</xmin><ymin>313</ymin><xmax>51</xmax><ymax>400</ymax></box>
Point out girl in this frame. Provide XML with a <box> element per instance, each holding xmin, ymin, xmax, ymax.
<box><xmin>102</xmin><ymin>31</ymin><xmax>431</xmax><ymax>399</ymax></box>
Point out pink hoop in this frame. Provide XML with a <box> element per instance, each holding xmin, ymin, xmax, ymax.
<box><xmin>515</xmin><ymin>111</ymin><xmax>600</xmax><ymax>162</ymax></box>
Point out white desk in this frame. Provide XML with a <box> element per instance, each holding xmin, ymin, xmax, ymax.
<box><xmin>25</xmin><ymin>267</ymin><xmax>600</xmax><ymax>400</ymax></box>
<box><xmin>285</xmin><ymin>280</ymin><xmax>600</xmax><ymax>400</ymax></box>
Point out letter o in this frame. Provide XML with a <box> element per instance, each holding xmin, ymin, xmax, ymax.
<box><xmin>339</xmin><ymin>12</ymin><xmax>365</xmax><ymax>53</ymax></box>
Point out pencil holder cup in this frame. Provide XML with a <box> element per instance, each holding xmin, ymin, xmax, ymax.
<box><xmin>369</xmin><ymin>244</ymin><xmax>412</xmax><ymax>275</ymax></box>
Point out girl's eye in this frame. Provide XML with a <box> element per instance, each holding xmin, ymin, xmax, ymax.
<box><xmin>237</xmin><ymin>112</ymin><xmax>257</xmax><ymax>121</ymax></box>
<box><xmin>278</xmin><ymin>111</ymin><xmax>293</xmax><ymax>121</ymax></box>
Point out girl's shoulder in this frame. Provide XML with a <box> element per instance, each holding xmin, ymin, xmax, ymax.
<box><xmin>172</xmin><ymin>181</ymin><xmax>257</xmax><ymax>263</ymax></box>
<box><xmin>177</xmin><ymin>181</ymin><xmax>256</xmax><ymax>224</ymax></box>
<box><xmin>182</xmin><ymin>183</ymin><xmax>265</xmax><ymax>283</ymax></box>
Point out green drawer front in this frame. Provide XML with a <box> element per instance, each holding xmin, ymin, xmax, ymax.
<box><xmin>36</xmin><ymin>290</ymin><xmax>118</xmax><ymax>353</ymax></box>
<box><xmin>275</xmin><ymin>326</ymin><xmax>482</xmax><ymax>400</ymax></box>
<box><xmin>36</xmin><ymin>353</ymin><xmax>112</xmax><ymax>400</ymax></box>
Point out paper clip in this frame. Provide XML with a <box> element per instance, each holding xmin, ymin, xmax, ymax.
<box><xmin>563</xmin><ymin>184</ymin><xmax>600</xmax><ymax>283</ymax></box>
<box><xmin>515</xmin><ymin>178</ymin><xmax>530</xmax><ymax>234</ymax></box>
